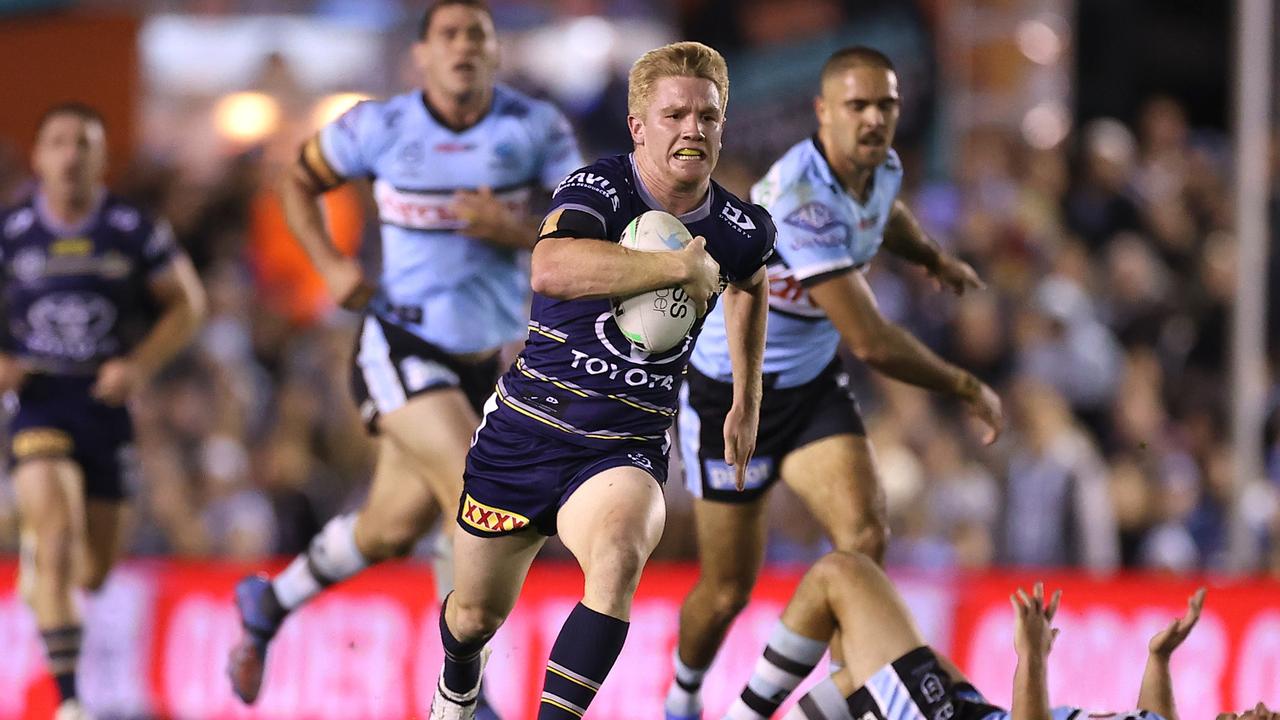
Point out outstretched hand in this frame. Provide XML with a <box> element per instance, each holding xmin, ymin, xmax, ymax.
<box><xmin>1148</xmin><ymin>587</ymin><xmax>1206</xmax><ymax>659</ymax></box>
<box><xmin>1011</xmin><ymin>581</ymin><xmax>1062</xmax><ymax>661</ymax></box>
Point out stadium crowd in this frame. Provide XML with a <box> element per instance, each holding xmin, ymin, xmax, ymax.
<box><xmin>0</xmin><ymin>55</ymin><xmax>1276</xmax><ymax>580</ymax></box>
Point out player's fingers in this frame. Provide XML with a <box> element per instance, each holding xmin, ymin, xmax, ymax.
<box><xmin>1033</xmin><ymin>582</ymin><xmax>1044</xmax><ymax>604</ymax></box>
<box><xmin>1189</xmin><ymin>587</ymin><xmax>1207</xmax><ymax>616</ymax></box>
<box><xmin>1048</xmin><ymin>589</ymin><xmax>1062</xmax><ymax>618</ymax></box>
<box><xmin>1016</xmin><ymin>588</ymin><xmax>1031</xmax><ymax>609</ymax></box>
<box><xmin>735</xmin><ymin>462</ymin><xmax>747</xmax><ymax>491</ymax></box>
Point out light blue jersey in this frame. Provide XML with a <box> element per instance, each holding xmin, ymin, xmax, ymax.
<box><xmin>315</xmin><ymin>85</ymin><xmax>582</xmax><ymax>354</ymax></box>
<box><xmin>690</xmin><ymin>137</ymin><xmax>902</xmax><ymax>388</ymax></box>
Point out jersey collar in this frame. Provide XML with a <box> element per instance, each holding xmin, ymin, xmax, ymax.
<box><xmin>627</xmin><ymin>153</ymin><xmax>713</xmax><ymax>223</ymax></box>
<box><xmin>810</xmin><ymin>134</ymin><xmax>877</xmax><ymax>202</ymax></box>
<box><xmin>419</xmin><ymin>87</ymin><xmax>495</xmax><ymax>134</ymax></box>
<box><xmin>33</xmin><ymin>186</ymin><xmax>107</xmax><ymax>236</ymax></box>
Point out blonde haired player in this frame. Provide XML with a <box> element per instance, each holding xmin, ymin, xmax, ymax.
<box><xmin>428</xmin><ymin>41</ymin><xmax>775</xmax><ymax>719</ymax></box>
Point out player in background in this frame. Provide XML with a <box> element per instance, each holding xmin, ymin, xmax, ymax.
<box><xmin>667</xmin><ymin>46</ymin><xmax>1004</xmax><ymax>719</ymax></box>
<box><xmin>1</xmin><ymin>103</ymin><xmax>206</xmax><ymax>720</ymax></box>
<box><xmin>428</xmin><ymin>41</ymin><xmax>774</xmax><ymax>720</ymax></box>
<box><xmin>226</xmin><ymin>0</ymin><xmax>582</xmax><ymax>712</ymax></box>
<box><xmin>723</xmin><ymin>551</ymin><xmax>1208</xmax><ymax>720</ymax></box>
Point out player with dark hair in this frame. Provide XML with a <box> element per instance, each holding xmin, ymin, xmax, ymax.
<box><xmin>2</xmin><ymin>102</ymin><xmax>206</xmax><ymax>720</ymax></box>
<box><xmin>225</xmin><ymin>0</ymin><xmax>582</xmax><ymax>713</ymax></box>
<box><xmin>667</xmin><ymin>46</ymin><xmax>1003</xmax><ymax>718</ymax></box>
<box><xmin>728</xmin><ymin>551</ymin><xmax>1207</xmax><ymax>720</ymax></box>
<box><xmin>427</xmin><ymin>41</ymin><xmax>775</xmax><ymax>720</ymax></box>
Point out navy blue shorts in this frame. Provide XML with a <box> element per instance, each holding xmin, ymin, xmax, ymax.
<box><xmin>458</xmin><ymin>398</ymin><xmax>668</xmax><ymax>537</ymax></box>
<box><xmin>7</xmin><ymin>373</ymin><xmax>135</xmax><ymax>500</ymax></box>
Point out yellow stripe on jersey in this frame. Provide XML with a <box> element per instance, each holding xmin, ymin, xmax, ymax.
<box><xmin>529</xmin><ymin>325</ymin><xmax>566</xmax><ymax>343</ymax></box>
<box><xmin>301</xmin><ymin>135</ymin><xmax>342</xmax><ymax>189</ymax></box>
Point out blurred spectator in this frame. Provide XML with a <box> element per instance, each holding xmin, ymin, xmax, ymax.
<box><xmin>1000</xmin><ymin>378</ymin><xmax>1120</xmax><ymax>571</ymax></box>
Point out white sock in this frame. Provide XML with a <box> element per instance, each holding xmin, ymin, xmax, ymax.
<box><xmin>726</xmin><ymin>623</ymin><xmax>827</xmax><ymax>720</ymax></box>
<box><xmin>787</xmin><ymin>677</ymin><xmax>853</xmax><ymax>720</ymax></box>
<box><xmin>664</xmin><ymin>648</ymin><xmax>709</xmax><ymax>717</ymax></box>
<box><xmin>273</xmin><ymin>513</ymin><xmax>369</xmax><ymax>611</ymax></box>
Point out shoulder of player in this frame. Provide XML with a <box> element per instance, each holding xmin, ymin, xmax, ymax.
<box><xmin>98</xmin><ymin>196</ymin><xmax>161</xmax><ymax>236</ymax></box>
<box><xmin>712</xmin><ymin>184</ymin><xmax>775</xmax><ymax>243</ymax></box>
<box><xmin>490</xmin><ymin>83</ymin><xmax>561</xmax><ymax>122</ymax></box>
<box><xmin>0</xmin><ymin>199</ymin><xmax>35</xmax><ymax>242</ymax></box>
<box><xmin>552</xmin><ymin>155</ymin><xmax>629</xmax><ymax>196</ymax></box>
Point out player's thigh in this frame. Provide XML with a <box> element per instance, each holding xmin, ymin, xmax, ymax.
<box><xmin>557</xmin><ymin>465</ymin><xmax>666</xmax><ymax>577</ymax></box>
<box><xmin>358</xmin><ymin>436</ymin><xmax>443</xmax><ymax>540</ymax></box>
<box><xmin>690</xmin><ymin>496</ymin><xmax>768</xmax><ymax>589</ymax></box>
<box><xmin>81</xmin><ymin>498</ymin><xmax>128</xmax><ymax>589</ymax></box>
<box><xmin>781</xmin><ymin>433</ymin><xmax>886</xmax><ymax>550</ymax></box>
<box><xmin>379</xmin><ymin>387</ymin><xmax>477</xmax><ymax>508</ymax></box>
<box><xmin>450</xmin><ymin>527</ymin><xmax>545</xmax><ymax>627</ymax></box>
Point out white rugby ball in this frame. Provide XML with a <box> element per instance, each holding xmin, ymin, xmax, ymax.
<box><xmin>612</xmin><ymin>210</ymin><xmax>697</xmax><ymax>353</ymax></box>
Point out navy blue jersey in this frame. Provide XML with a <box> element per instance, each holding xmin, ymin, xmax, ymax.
<box><xmin>496</xmin><ymin>154</ymin><xmax>775</xmax><ymax>449</ymax></box>
<box><xmin>0</xmin><ymin>192</ymin><xmax>179</xmax><ymax>375</ymax></box>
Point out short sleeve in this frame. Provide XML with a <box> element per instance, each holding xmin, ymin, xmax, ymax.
<box><xmin>769</xmin><ymin>189</ymin><xmax>856</xmax><ymax>285</ymax></box>
<box><xmin>537</xmin><ymin>105</ymin><xmax>585</xmax><ymax>191</ymax></box>
<box><xmin>543</xmin><ymin>162</ymin><xmax>627</xmax><ymax>241</ymax></box>
<box><xmin>313</xmin><ymin>100</ymin><xmax>380</xmax><ymax>182</ymax></box>
<box><xmin>140</xmin><ymin>218</ymin><xmax>180</xmax><ymax>276</ymax></box>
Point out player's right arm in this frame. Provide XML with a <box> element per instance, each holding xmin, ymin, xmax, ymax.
<box><xmin>807</xmin><ymin>270</ymin><xmax>1003</xmax><ymax>443</ymax></box>
<box><xmin>280</xmin><ymin>103</ymin><xmax>377</xmax><ymax>310</ymax></box>
<box><xmin>1010</xmin><ymin>583</ymin><xmax>1058</xmax><ymax>720</ymax></box>
<box><xmin>529</xmin><ymin>167</ymin><xmax>719</xmax><ymax>309</ymax></box>
<box><xmin>1137</xmin><ymin>588</ymin><xmax>1205</xmax><ymax>720</ymax></box>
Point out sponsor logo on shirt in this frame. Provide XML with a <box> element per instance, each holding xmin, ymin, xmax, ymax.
<box><xmin>720</xmin><ymin>203</ymin><xmax>757</xmax><ymax>234</ymax></box>
<box><xmin>554</xmin><ymin>171</ymin><xmax>620</xmax><ymax>211</ymax></box>
<box><xmin>374</xmin><ymin>180</ymin><xmax>531</xmax><ymax>231</ymax></box>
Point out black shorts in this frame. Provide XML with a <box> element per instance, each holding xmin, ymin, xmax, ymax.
<box><xmin>676</xmin><ymin>359</ymin><xmax>864</xmax><ymax>503</ymax></box>
<box><xmin>844</xmin><ymin>647</ymin><xmax>991</xmax><ymax>720</ymax></box>
<box><xmin>7</xmin><ymin>373</ymin><xmax>135</xmax><ymax>501</ymax></box>
<box><xmin>458</xmin><ymin>396</ymin><xmax>669</xmax><ymax>538</ymax></box>
<box><xmin>350</xmin><ymin>313</ymin><xmax>501</xmax><ymax>432</ymax></box>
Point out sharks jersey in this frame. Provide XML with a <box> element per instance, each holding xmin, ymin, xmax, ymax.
<box><xmin>0</xmin><ymin>191</ymin><xmax>178</xmax><ymax>375</ymax></box>
<box><xmin>495</xmin><ymin>154</ymin><xmax>775</xmax><ymax>450</ymax></box>
<box><xmin>691</xmin><ymin>136</ymin><xmax>903</xmax><ymax>388</ymax></box>
<box><xmin>308</xmin><ymin>85</ymin><xmax>582</xmax><ymax>354</ymax></box>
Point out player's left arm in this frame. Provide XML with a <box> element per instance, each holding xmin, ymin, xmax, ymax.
<box><xmin>882</xmin><ymin>199</ymin><xmax>983</xmax><ymax>295</ymax></box>
<box><xmin>1137</xmin><ymin>588</ymin><xmax>1206</xmax><ymax>720</ymax></box>
<box><xmin>455</xmin><ymin>104</ymin><xmax>584</xmax><ymax>250</ymax></box>
<box><xmin>721</xmin><ymin>265</ymin><xmax>768</xmax><ymax>491</ymax></box>
<box><xmin>93</xmin><ymin>238</ymin><xmax>206</xmax><ymax>405</ymax></box>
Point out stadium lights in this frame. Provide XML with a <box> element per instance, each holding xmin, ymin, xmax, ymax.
<box><xmin>213</xmin><ymin>91</ymin><xmax>281</xmax><ymax>143</ymax></box>
<box><xmin>1021</xmin><ymin>101</ymin><xmax>1071</xmax><ymax>149</ymax></box>
<box><xmin>311</xmin><ymin>92</ymin><xmax>372</xmax><ymax>131</ymax></box>
<box><xmin>1016</xmin><ymin>18</ymin><xmax>1064</xmax><ymax>66</ymax></box>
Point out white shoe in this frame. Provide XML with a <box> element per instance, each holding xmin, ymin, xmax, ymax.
<box><xmin>429</xmin><ymin>646</ymin><xmax>492</xmax><ymax>720</ymax></box>
<box><xmin>54</xmin><ymin>699</ymin><xmax>92</xmax><ymax>720</ymax></box>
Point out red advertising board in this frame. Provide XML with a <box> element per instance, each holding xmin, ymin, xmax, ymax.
<box><xmin>0</xmin><ymin>560</ymin><xmax>1275</xmax><ymax>719</ymax></box>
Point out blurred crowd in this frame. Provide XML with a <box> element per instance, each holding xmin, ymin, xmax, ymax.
<box><xmin>0</xmin><ymin>52</ymin><xmax>1278</xmax><ymax>579</ymax></box>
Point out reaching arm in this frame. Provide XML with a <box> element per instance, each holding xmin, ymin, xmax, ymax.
<box><xmin>720</xmin><ymin>266</ymin><xmax>768</xmax><ymax>490</ymax></box>
<box><xmin>882</xmin><ymin>199</ymin><xmax>984</xmax><ymax>294</ymax></box>
<box><xmin>807</xmin><ymin>268</ymin><xmax>1002</xmax><ymax>441</ymax></box>
<box><xmin>279</xmin><ymin>156</ymin><xmax>373</xmax><ymax>309</ymax></box>
<box><xmin>1138</xmin><ymin>588</ymin><xmax>1206</xmax><ymax>720</ymax></box>
<box><xmin>131</xmin><ymin>256</ymin><xmax>207</xmax><ymax>378</ymax></box>
<box><xmin>1010</xmin><ymin>583</ymin><xmax>1060</xmax><ymax>720</ymax></box>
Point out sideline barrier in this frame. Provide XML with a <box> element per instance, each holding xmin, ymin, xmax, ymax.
<box><xmin>0</xmin><ymin>559</ymin><xmax>1276</xmax><ymax>719</ymax></box>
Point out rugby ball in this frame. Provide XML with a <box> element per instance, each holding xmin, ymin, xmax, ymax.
<box><xmin>612</xmin><ymin>211</ymin><xmax>697</xmax><ymax>353</ymax></box>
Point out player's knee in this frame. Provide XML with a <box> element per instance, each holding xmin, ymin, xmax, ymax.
<box><xmin>831</xmin><ymin>516</ymin><xmax>888</xmax><ymax>565</ymax></box>
<box><xmin>449</xmin><ymin>598</ymin><xmax>506</xmax><ymax>642</ymax></box>
<box><xmin>587</xmin><ymin>535</ymin><xmax>652</xmax><ymax>597</ymax></box>
<box><xmin>811</xmin><ymin>550</ymin><xmax>878</xmax><ymax>588</ymax></box>
<box><xmin>32</xmin><ymin>529</ymin><xmax>75</xmax><ymax>583</ymax></box>
<box><xmin>700</xmin><ymin>576</ymin><xmax>754</xmax><ymax>622</ymax></box>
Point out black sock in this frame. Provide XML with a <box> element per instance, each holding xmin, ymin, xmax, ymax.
<box><xmin>41</xmin><ymin>626</ymin><xmax>82</xmax><ymax>702</ymax></box>
<box><xmin>439</xmin><ymin>595</ymin><xmax>489</xmax><ymax>697</ymax></box>
<box><xmin>538</xmin><ymin>603</ymin><xmax>629</xmax><ymax>719</ymax></box>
